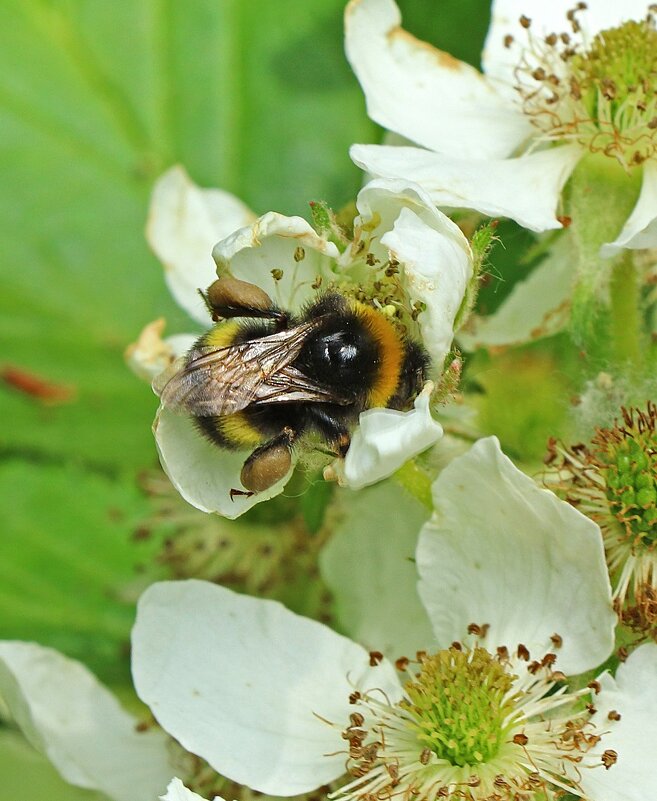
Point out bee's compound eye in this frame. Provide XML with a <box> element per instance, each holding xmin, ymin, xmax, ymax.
<box><xmin>240</xmin><ymin>441</ymin><xmax>292</xmax><ymax>493</ymax></box>
<box><xmin>206</xmin><ymin>276</ymin><xmax>274</xmax><ymax>315</ymax></box>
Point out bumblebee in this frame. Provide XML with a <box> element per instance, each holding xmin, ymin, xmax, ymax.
<box><xmin>158</xmin><ymin>276</ymin><xmax>429</xmax><ymax>495</ymax></box>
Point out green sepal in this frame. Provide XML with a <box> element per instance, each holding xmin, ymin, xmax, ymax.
<box><xmin>454</xmin><ymin>220</ymin><xmax>498</xmax><ymax>333</ymax></box>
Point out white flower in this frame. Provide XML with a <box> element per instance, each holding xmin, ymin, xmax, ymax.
<box><xmin>578</xmin><ymin>642</ymin><xmax>657</xmax><ymax>801</ymax></box>
<box><xmin>160</xmin><ymin>777</ymin><xmax>228</xmax><ymax>801</ymax></box>
<box><xmin>134</xmin><ymin>167</ymin><xmax>472</xmax><ymax>517</ymax></box>
<box><xmin>345</xmin><ymin>0</ymin><xmax>657</xmax><ymax>255</ymax></box>
<box><xmin>128</xmin><ymin>438</ymin><xmax>652</xmax><ymax>801</ymax></box>
<box><xmin>0</xmin><ymin>641</ymin><xmax>175</xmax><ymax>801</ymax></box>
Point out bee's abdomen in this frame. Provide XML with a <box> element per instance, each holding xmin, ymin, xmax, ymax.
<box><xmin>195</xmin><ymin>404</ymin><xmax>308</xmax><ymax>451</ymax></box>
<box><xmin>195</xmin><ymin>413</ymin><xmax>264</xmax><ymax>451</ymax></box>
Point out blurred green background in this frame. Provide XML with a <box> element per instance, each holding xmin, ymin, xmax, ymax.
<box><xmin>0</xmin><ymin>1</ymin><xmax>492</xmax><ymax>797</ymax></box>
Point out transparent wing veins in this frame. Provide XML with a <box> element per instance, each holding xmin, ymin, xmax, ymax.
<box><xmin>158</xmin><ymin>320</ymin><xmax>351</xmax><ymax>416</ymax></box>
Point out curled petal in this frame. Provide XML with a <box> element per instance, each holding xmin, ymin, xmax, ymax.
<box><xmin>382</xmin><ymin>208</ymin><xmax>471</xmax><ymax>371</ymax></box>
<box><xmin>153</xmin><ymin>407</ymin><xmax>294</xmax><ymax>519</ymax></box>
<box><xmin>212</xmin><ymin>212</ymin><xmax>340</xmax><ymax>312</ymax></box>
<box><xmin>132</xmin><ymin>580</ymin><xmax>402</xmax><ymax>796</ymax></box>
<box><xmin>0</xmin><ymin>641</ymin><xmax>173</xmax><ymax>801</ymax></box>
<box><xmin>352</xmin><ymin>143</ymin><xmax>582</xmax><ymax>232</ymax></box>
<box><xmin>417</xmin><ymin>437</ymin><xmax>616</xmax><ymax>674</ymax></box>
<box><xmin>326</xmin><ymin>383</ymin><xmax>443</xmax><ymax>490</ymax></box>
<box><xmin>600</xmin><ymin>162</ymin><xmax>657</xmax><ymax>257</ymax></box>
<box><xmin>345</xmin><ymin>0</ymin><xmax>530</xmax><ymax>158</ymax></box>
<box><xmin>125</xmin><ymin>318</ymin><xmax>197</xmax><ymax>382</ymax></box>
<box><xmin>580</xmin><ymin>644</ymin><xmax>657</xmax><ymax>801</ymax></box>
<box><xmin>146</xmin><ymin>166</ymin><xmax>255</xmax><ymax>325</ymax></box>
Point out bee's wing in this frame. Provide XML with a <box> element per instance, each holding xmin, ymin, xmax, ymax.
<box><xmin>251</xmin><ymin>365</ymin><xmax>354</xmax><ymax>406</ymax></box>
<box><xmin>158</xmin><ymin>320</ymin><xmax>347</xmax><ymax>416</ymax></box>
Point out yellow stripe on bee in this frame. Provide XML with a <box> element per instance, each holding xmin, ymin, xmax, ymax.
<box><xmin>217</xmin><ymin>412</ymin><xmax>264</xmax><ymax>448</ymax></box>
<box><xmin>202</xmin><ymin>321</ymin><xmax>242</xmax><ymax>349</ymax></box>
<box><xmin>349</xmin><ymin>300</ymin><xmax>403</xmax><ymax>408</ymax></box>
<box><xmin>201</xmin><ymin>322</ymin><xmax>264</xmax><ymax>447</ymax></box>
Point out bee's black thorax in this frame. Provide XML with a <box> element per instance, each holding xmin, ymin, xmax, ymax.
<box><xmin>293</xmin><ymin>293</ymin><xmax>380</xmax><ymax>409</ymax></box>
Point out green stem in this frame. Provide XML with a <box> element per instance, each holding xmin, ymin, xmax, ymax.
<box><xmin>609</xmin><ymin>252</ymin><xmax>642</xmax><ymax>371</ymax></box>
<box><xmin>393</xmin><ymin>460</ymin><xmax>433</xmax><ymax>510</ymax></box>
<box><xmin>567</xmin><ymin>154</ymin><xmax>642</xmax><ymax>361</ymax></box>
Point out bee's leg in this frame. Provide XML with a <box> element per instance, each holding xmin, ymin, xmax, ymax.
<box><xmin>200</xmin><ymin>277</ymin><xmax>289</xmax><ymax>328</ymax></box>
<box><xmin>240</xmin><ymin>426</ymin><xmax>297</xmax><ymax>493</ymax></box>
<box><xmin>307</xmin><ymin>407</ymin><xmax>352</xmax><ymax>457</ymax></box>
<box><xmin>229</xmin><ymin>488</ymin><xmax>255</xmax><ymax>502</ymax></box>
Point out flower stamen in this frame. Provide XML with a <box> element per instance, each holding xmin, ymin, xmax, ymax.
<box><xmin>512</xmin><ymin>5</ymin><xmax>657</xmax><ymax>166</ymax></box>
<box><xmin>330</xmin><ymin>643</ymin><xmax>605</xmax><ymax>801</ymax></box>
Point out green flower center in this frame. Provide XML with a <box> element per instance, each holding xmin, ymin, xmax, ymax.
<box><xmin>516</xmin><ymin>6</ymin><xmax>657</xmax><ymax>166</ymax></box>
<box><xmin>401</xmin><ymin>646</ymin><xmax>516</xmax><ymax>767</ymax></box>
<box><xmin>597</xmin><ymin>406</ymin><xmax>657</xmax><ymax>543</ymax></box>
<box><xmin>571</xmin><ymin>19</ymin><xmax>657</xmax><ymax>116</ymax></box>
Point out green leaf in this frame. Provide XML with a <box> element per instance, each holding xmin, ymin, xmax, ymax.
<box><xmin>0</xmin><ymin>460</ymin><xmax>159</xmax><ymax>684</ymax></box>
<box><xmin>0</xmin><ymin>0</ymin><xmax>378</xmax><ymax>473</ymax></box>
<box><xmin>0</xmin><ymin>0</ymin><xmax>379</xmax><ymax>680</ymax></box>
<box><xmin>400</xmin><ymin>0</ymin><xmax>490</xmax><ymax>67</ymax></box>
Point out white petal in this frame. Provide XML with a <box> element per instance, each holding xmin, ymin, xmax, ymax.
<box><xmin>125</xmin><ymin>318</ymin><xmax>197</xmax><ymax>382</ymax></box>
<box><xmin>352</xmin><ymin>177</ymin><xmax>471</xmax><ymax>267</ymax></box>
<box><xmin>153</xmin><ymin>407</ymin><xmax>294</xmax><ymax>519</ymax></box>
<box><xmin>0</xmin><ymin>641</ymin><xmax>173</xmax><ymax>801</ymax></box>
<box><xmin>382</xmin><ymin>210</ymin><xmax>471</xmax><ymax>370</ymax></box>
<box><xmin>600</xmin><ymin>162</ymin><xmax>657</xmax><ymax>257</ymax></box>
<box><xmin>580</xmin><ymin>644</ymin><xmax>657</xmax><ymax>801</ymax></box>
<box><xmin>146</xmin><ymin>166</ymin><xmax>255</xmax><ymax>326</ymax></box>
<box><xmin>354</xmin><ymin>178</ymin><xmax>473</xmax><ymax>372</ymax></box>
<box><xmin>344</xmin><ymin>0</ymin><xmax>531</xmax><ymax>158</ymax></box>
<box><xmin>320</xmin><ymin>480</ymin><xmax>434</xmax><ymax>658</ymax></box>
<box><xmin>483</xmin><ymin>0</ymin><xmax>651</xmax><ymax>88</ymax></box>
<box><xmin>416</xmin><ymin>437</ymin><xmax>616</xmax><ymax>674</ymax></box>
<box><xmin>352</xmin><ymin>143</ymin><xmax>582</xmax><ymax>232</ymax></box>
<box><xmin>132</xmin><ymin>580</ymin><xmax>402</xmax><ymax>796</ymax></box>
<box><xmin>212</xmin><ymin>212</ymin><xmax>340</xmax><ymax>312</ymax></box>
<box><xmin>458</xmin><ymin>232</ymin><xmax>573</xmax><ymax>349</ymax></box>
<box><xmin>160</xmin><ymin>777</ymin><xmax>228</xmax><ymax>801</ymax></box>
<box><xmin>327</xmin><ymin>384</ymin><xmax>443</xmax><ymax>490</ymax></box>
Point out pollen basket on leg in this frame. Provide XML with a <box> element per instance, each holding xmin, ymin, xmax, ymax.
<box><xmin>330</xmin><ymin>644</ymin><xmax>606</xmax><ymax>801</ymax></box>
